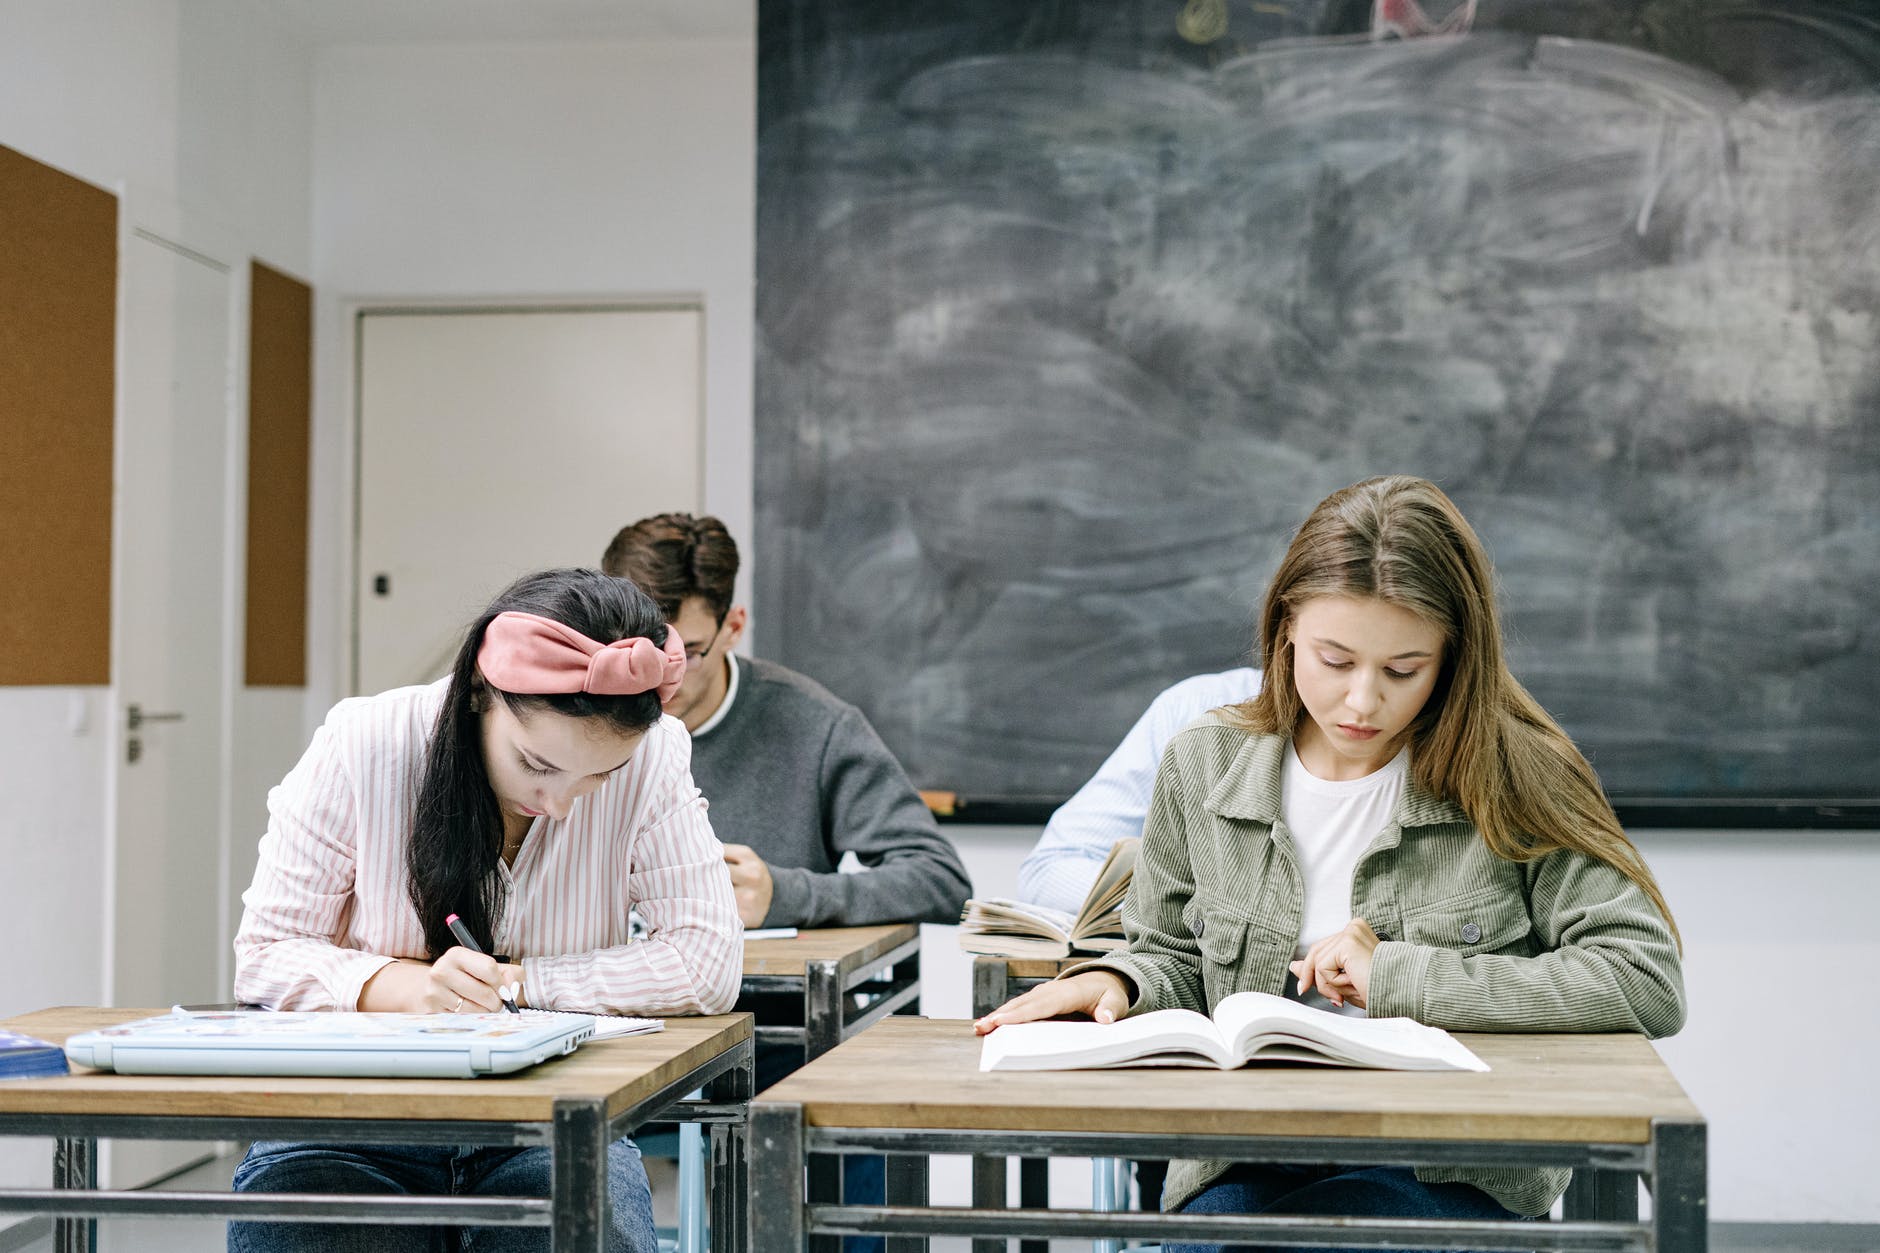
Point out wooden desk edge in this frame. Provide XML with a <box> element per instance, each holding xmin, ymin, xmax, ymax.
<box><xmin>741</xmin><ymin>924</ymin><xmax>920</xmax><ymax>977</ymax></box>
<box><xmin>0</xmin><ymin>1008</ymin><xmax>753</xmax><ymax>1125</ymax></box>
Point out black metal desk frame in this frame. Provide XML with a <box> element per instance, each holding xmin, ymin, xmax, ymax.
<box><xmin>0</xmin><ymin>1034</ymin><xmax>754</xmax><ymax>1253</ymax></box>
<box><xmin>741</xmin><ymin>931</ymin><xmax>922</xmax><ymax>1061</ymax></box>
<box><xmin>751</xmin><ymin>1111</ymin><xmax>1706</xmax><ymax>1252</ymax></box>
<box><xmin>741</xmin><ymin>930</ymin><xmax>922</xmax><ymax>1249</ymax></box>
<box><xmin>968</xmin><ymin>955</ymin><xmax>1667</xmax><ymax>1253</ymax></box>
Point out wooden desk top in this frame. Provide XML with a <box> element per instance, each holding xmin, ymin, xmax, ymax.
<box><xmin>742</xmin><ymin>924</ymin><xmax>918</xmax><ymax>977</ymax></box>
<box><xmin>755</xmin><ymin>1017</ymin><xmax>1701</xmax><ymax>1145</ymax></box>
<box><xmin>0</xmin><ymin>1008</ymin><xmax>751</xmax><ymax>1125</ymax></box>
<box><xmin>977</xmin><ymin>956</ymin><xmax>1081</xmax><ymax>981</ymax></box>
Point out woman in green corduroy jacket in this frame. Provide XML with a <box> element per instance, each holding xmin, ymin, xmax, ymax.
<box><xmin>976</xmin><ymin>475</ymin><xmax>1685</xmax><ymax>1252</ymax></box>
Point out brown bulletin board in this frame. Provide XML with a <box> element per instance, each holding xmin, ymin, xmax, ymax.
<box><xmin>0</xmin><ymin>144</ymin><xmax>117</xmax><ymax>686</ymax></box>
<box><xmin>244</xmin><ymin>261</ymin><xmax>312</xmax><ymax>687</ymax></box>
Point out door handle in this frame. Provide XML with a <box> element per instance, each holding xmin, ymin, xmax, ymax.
<box><xmin>127</xmin><ymin>704</ymin><xmax>185</xmax><ymax>731</ymax></box>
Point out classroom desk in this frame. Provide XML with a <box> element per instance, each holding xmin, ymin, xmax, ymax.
<box><xmin>0</xmin><ymin>1007</ymin><xmax>754</xmax><ymax>1253</ymax></box>
<box><xmin>740</xmin><ymin>924</ymin><xmax>922</xmax><ymax>1059</ymax></box>
<box><xmin>970</xmin><ymin>952</ymin><xmax>1650</xmax><ymax>1235</ymax></box>
<box><xmin>750</xmin><ymin>1016</ymin><xmax>1707</xmax><ymax>1252</ymax></box>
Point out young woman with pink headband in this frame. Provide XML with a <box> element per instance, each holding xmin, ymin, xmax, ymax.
<box><xmin>229</xmin><ymin>567</ymin><xmax>738</xmax><ymax>1253</ymax></box>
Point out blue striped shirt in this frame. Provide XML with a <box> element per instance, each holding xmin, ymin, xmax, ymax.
<box><xmin>1016</xmin><ymin>667</ymin><xmax>1262</xmax><ymax>913</ymax></box>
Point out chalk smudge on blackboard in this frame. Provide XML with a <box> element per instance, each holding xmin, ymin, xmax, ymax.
<box><xmin>757</xmin><ymin>10</ymin><xmax>1880</xmax><ymax>801</ymax></box>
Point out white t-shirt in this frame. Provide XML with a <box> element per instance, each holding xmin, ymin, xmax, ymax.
<box><xmin>1280</xmin><ymin>741</ymin><xmax>1408</xmax><ymax>1016</ymax></box>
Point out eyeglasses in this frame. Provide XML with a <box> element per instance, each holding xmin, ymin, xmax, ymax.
<box><xmin>682</xmin><ymin>615</ymin><xmax>729</xmax><ymax>669</ymax></box>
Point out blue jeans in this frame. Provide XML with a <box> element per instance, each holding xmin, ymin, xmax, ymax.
<box><xmin>1169</xmin><ymin>1163</ymin><xmax>1534</xmax><ymax>1253</ymax></box>
<box><xmin>228</xmin><ymin>1138</ymin><xmax>657</xmax><ymax>1253</ymax></box>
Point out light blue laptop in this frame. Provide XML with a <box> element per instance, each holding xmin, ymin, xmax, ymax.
<box><xmin>64</xmin><ymin>1009</ymin><xmax>596</xmax><ymax>1079</ymax></box>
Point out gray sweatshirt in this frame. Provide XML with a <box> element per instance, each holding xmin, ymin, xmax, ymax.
<box><xmin>688</xmin><ymin>656</ymin><xmax>972</xmax><ymax>928</ymax></box>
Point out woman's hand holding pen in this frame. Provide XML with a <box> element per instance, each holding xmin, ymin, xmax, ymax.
<box><xmin>356</xmin><ymin>953</ymin><xmax>526</xmax><ymax>1013</ymax></box>
<box><xmin>973</xmin><ymin>970</ymin><xmax>1133</xmax><ymax>1035</ymax></box>
<box><xmin>433</xmin><ymin>947</ymin><xmax>527</xmax><ymax>1013</ymax></box>
<box><xmin>1290</xmin><ymin>918</ymin><xmax>1380</xmax><ymax>1009</ymax></box>
<box><xmin>444</xmin><ymin>912</ymin><xmax>524</xmax><ymax>1012</ymax></box>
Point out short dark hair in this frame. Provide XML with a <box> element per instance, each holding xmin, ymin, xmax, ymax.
<box><xmin>600</xmin><ymin>513</ymin><xmax>740</xmax><ymax>622</ymax></box>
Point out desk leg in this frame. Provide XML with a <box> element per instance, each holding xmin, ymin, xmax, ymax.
<box><xmin>885</xmin><ymin>1150</ymin><xmax>928</xmax><ymax>1253</ymax></box>
<box><xmin>806</xmin><ymin>959</ymin><xmax>843</xmax><ymax>1060</ymax></box>
<box><xmin>554</xmin><ymin>1097</ymin><xmax>610</xmax><ymax>1253</ymax></box>
<box><xmin>52</xmin><ymin>1136</ymin><xmax>95</xmax><ymax>1253</ymax></box>
<box><xmin>1562</xmin><ymin>1167</ymin><xmax>1639</xmax><ymax>1222</ymax></box>
<box><xmin>971</xmin><ymin>961</ymin><xmax>1016</xmax><ymax>1253</ymax></box>
<box><xmin>804</xmin><ymin>961</ymin><xmax>845</xmax><ymax>1253</ymax></box>
<box><xmin>970</xmin><ymin>958</ymin><xmax>1011</xmax><ymax>1019</ymax></box>
<box><xmin>710</xmin><ymin>1039</ymin><xmax>755</xmax><ymax>1253</ymax></box>
<box><xmin>1651</xmin><ymin>1121</ymin><xmax>1708</xmax><ymax>1253</ymax></box>
<box><xmin>1017</xmin><ymin>1158</ymin><xmax>1048</xmax><ymax>1253</ymax></box>
<box><xmin>710</xmin><ymin>1125</ymin><xmax>747</xmax><ymax>1253</ymax></box>
<box><xmin>751</xmin><ymin>1104</ymin><xmax>805</xmax><ymax>1253</ymax></box>
<box><xmin>970</xmin><ymin>1153</ymin><xmax>1006</xmax><ymax>1253</ymax></box>
<box><xmin>807</xmin><ymin>1150</ymin><xmax>841</xmax><ymax>1253</ymax></box>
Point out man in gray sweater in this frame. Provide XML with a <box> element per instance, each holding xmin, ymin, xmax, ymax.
<box><xmin>601</xmin><ymin>512</ymin><xmax>972</xmax><ymax>931</ymax></box>
<box><xmin>603</xmin><ymin>513</ymin><xmax>971</xmax><ymax>1253</ymax></box>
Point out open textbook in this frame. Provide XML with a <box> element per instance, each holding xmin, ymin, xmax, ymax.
<box><xmin>958</xmin><ymin>837</ymin><xmax>1138</xmax><ymax>959</ymax></box>
<box><xmin>979</xmin><ymin>990</ymin><xmax>1489</xmax><ymax>1073</ymax></box>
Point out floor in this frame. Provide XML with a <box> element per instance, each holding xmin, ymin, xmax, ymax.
<box><xmin>1</xmin><ymin>1151</ymin><xmax>1872</xmax><ymax>1252</ymax></box>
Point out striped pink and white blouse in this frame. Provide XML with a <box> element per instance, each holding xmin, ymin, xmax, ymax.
<box><xmin>233</xmin><ymin>679</ymin><xmax>741</xmax><ymax>1016</ymax></box>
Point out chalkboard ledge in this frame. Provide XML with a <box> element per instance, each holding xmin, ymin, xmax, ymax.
<box><xmin>924</xmin><ymin>794</ymin><xmax>1880</xmax><ymax>831</ymax></box>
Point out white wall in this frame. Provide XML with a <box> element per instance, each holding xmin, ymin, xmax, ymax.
<box><xmin>1644</xmin><ymin>832</ymin><xmax>1880</xmax><ymax>1222</ymax></box>
<box><xmin>306</xmin><ymin>35</ymin><xmax>755</xmax><ymax>707</ymax></box>
<box><xmin>0</xmin><ymin>0</ymin><xmax>314</xmax><ymax>1204</ymax></box>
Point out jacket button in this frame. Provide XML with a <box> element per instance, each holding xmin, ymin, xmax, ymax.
<box><xmin>1192</xmin><ymin>916</ymin><xmax>1205</xmax><ymax>937</ymax></box>
<box><xmin>1460</xmin><ymin>922</ymin><xmax>1482</xmax><ymax>944</ymax></box>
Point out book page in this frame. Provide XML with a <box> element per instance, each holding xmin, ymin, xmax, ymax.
<box><xmin>1211</xmin><ymin>991</ymin><xmax>1488</xmax><ymax>1072</ymax></box>
<box><xmin>979</xmin><ymin>1006</ymin><xmax>1233</xmax><ymax>1071</ymax></box>
<box><xmin>962</xmin><ymin>897</ymin><xmax>1076</xmax><ymax>940</ymax></box>
<box><xmin>586</xmin><ymin>1015</ymin><xmax>664</xmax><ymax>1039</ymax></box>
<box><xmin>1069</xmin><ymin>836</ymin><xmax>1139</xmax><ymax>941</ymax></box>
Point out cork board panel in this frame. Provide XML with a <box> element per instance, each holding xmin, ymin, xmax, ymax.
<box><xmin>0</xmin><ymin>145</ymin><xmax>117</xmax><ymax>686</ymax></box>
<box><xmin>244</xmin><ymin>261</ymin><xmax>312</xmax><ymax>687</ymax></box>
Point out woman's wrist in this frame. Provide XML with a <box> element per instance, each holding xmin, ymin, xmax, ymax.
<box><xmin>357</xmin><ymin>959</ymin><xmax>421</xmax><ymax>1012</ymax></box>
<box><xmin>1071</xmin><ymin>967</ymin><xmax>1135</xmax><ymax>1007</ymax></box>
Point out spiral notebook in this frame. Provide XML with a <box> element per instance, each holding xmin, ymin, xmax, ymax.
<box><xmin>63</xmin><ymin>1008</ymin><xmax>659</xmax><ymax>1079</ymax></box>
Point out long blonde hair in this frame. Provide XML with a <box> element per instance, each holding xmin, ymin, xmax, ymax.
<box><xmin>1228</xmin><ymin>476</ymin><xmax>1679</xmax><ymax>945</ymax></box>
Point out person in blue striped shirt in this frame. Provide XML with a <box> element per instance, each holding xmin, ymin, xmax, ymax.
<box><xmin>1014</xmin><ymin>664</ymin><xmax>1260</xmax><ymax>1210</ymax></box>
<box><xmin>1018</xmin><ymin>667</ymin><xmax>1263</xmax><ymax>914</ymax></box>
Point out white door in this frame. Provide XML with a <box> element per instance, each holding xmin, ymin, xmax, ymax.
<box><xmin>105</xmin><ymin>225</ymin><xmax>235</xmax><ymax>1191</ymax></box>
<box><xmin>355</xmin><ymin>306</ymin><xmax>703</xmax><ymax>694</ymax></box>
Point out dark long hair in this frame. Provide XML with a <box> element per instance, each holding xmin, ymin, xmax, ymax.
<box><xmin>1227</xmin><ymin>476</ymin><xmax>1679</xmax><ymax>946</ymax></box>
<box><xmin>407</xmin><ymin>568</ymin><xmax>669</xmax><ymax>957</ymax></box>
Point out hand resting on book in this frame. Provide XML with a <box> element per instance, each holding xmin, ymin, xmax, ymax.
<box><xmin>973</xmin><ymin>969</ymin><xmax>1135</xmax><ymax>1035</ymax></box>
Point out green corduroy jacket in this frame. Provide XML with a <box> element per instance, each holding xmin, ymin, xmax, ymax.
<box><xmin>1068</xmin><ymin>715</ymin><xmax>1686</xmax><ymax>1217</ymax></box>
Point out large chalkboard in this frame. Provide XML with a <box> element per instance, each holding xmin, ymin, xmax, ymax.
<box><xmin>755</xmin><ymin>0</ymin><xmax>1880</xmax><ymax>822</ymax></box>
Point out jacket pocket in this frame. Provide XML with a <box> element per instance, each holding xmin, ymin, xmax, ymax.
<box><xmin>1191</xmin><ymin>907</ymin><xmax>1251</xmax><ymax>968</ymax></box>
<box><xmin>1401</xmin><ymin>889</ymin><xmax>1532</xmax><ymax>957</ymax></box>
<box><xmin>1186</xmin><ymin>906</ymin><xmax>1294</xmax><ymax>1000</ymax></box>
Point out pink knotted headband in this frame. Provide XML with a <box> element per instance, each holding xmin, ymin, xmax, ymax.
<box><xmin>477</xmin><ymin>612</ymin><xmax>686</xmax><ymax>705</ymax></box>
